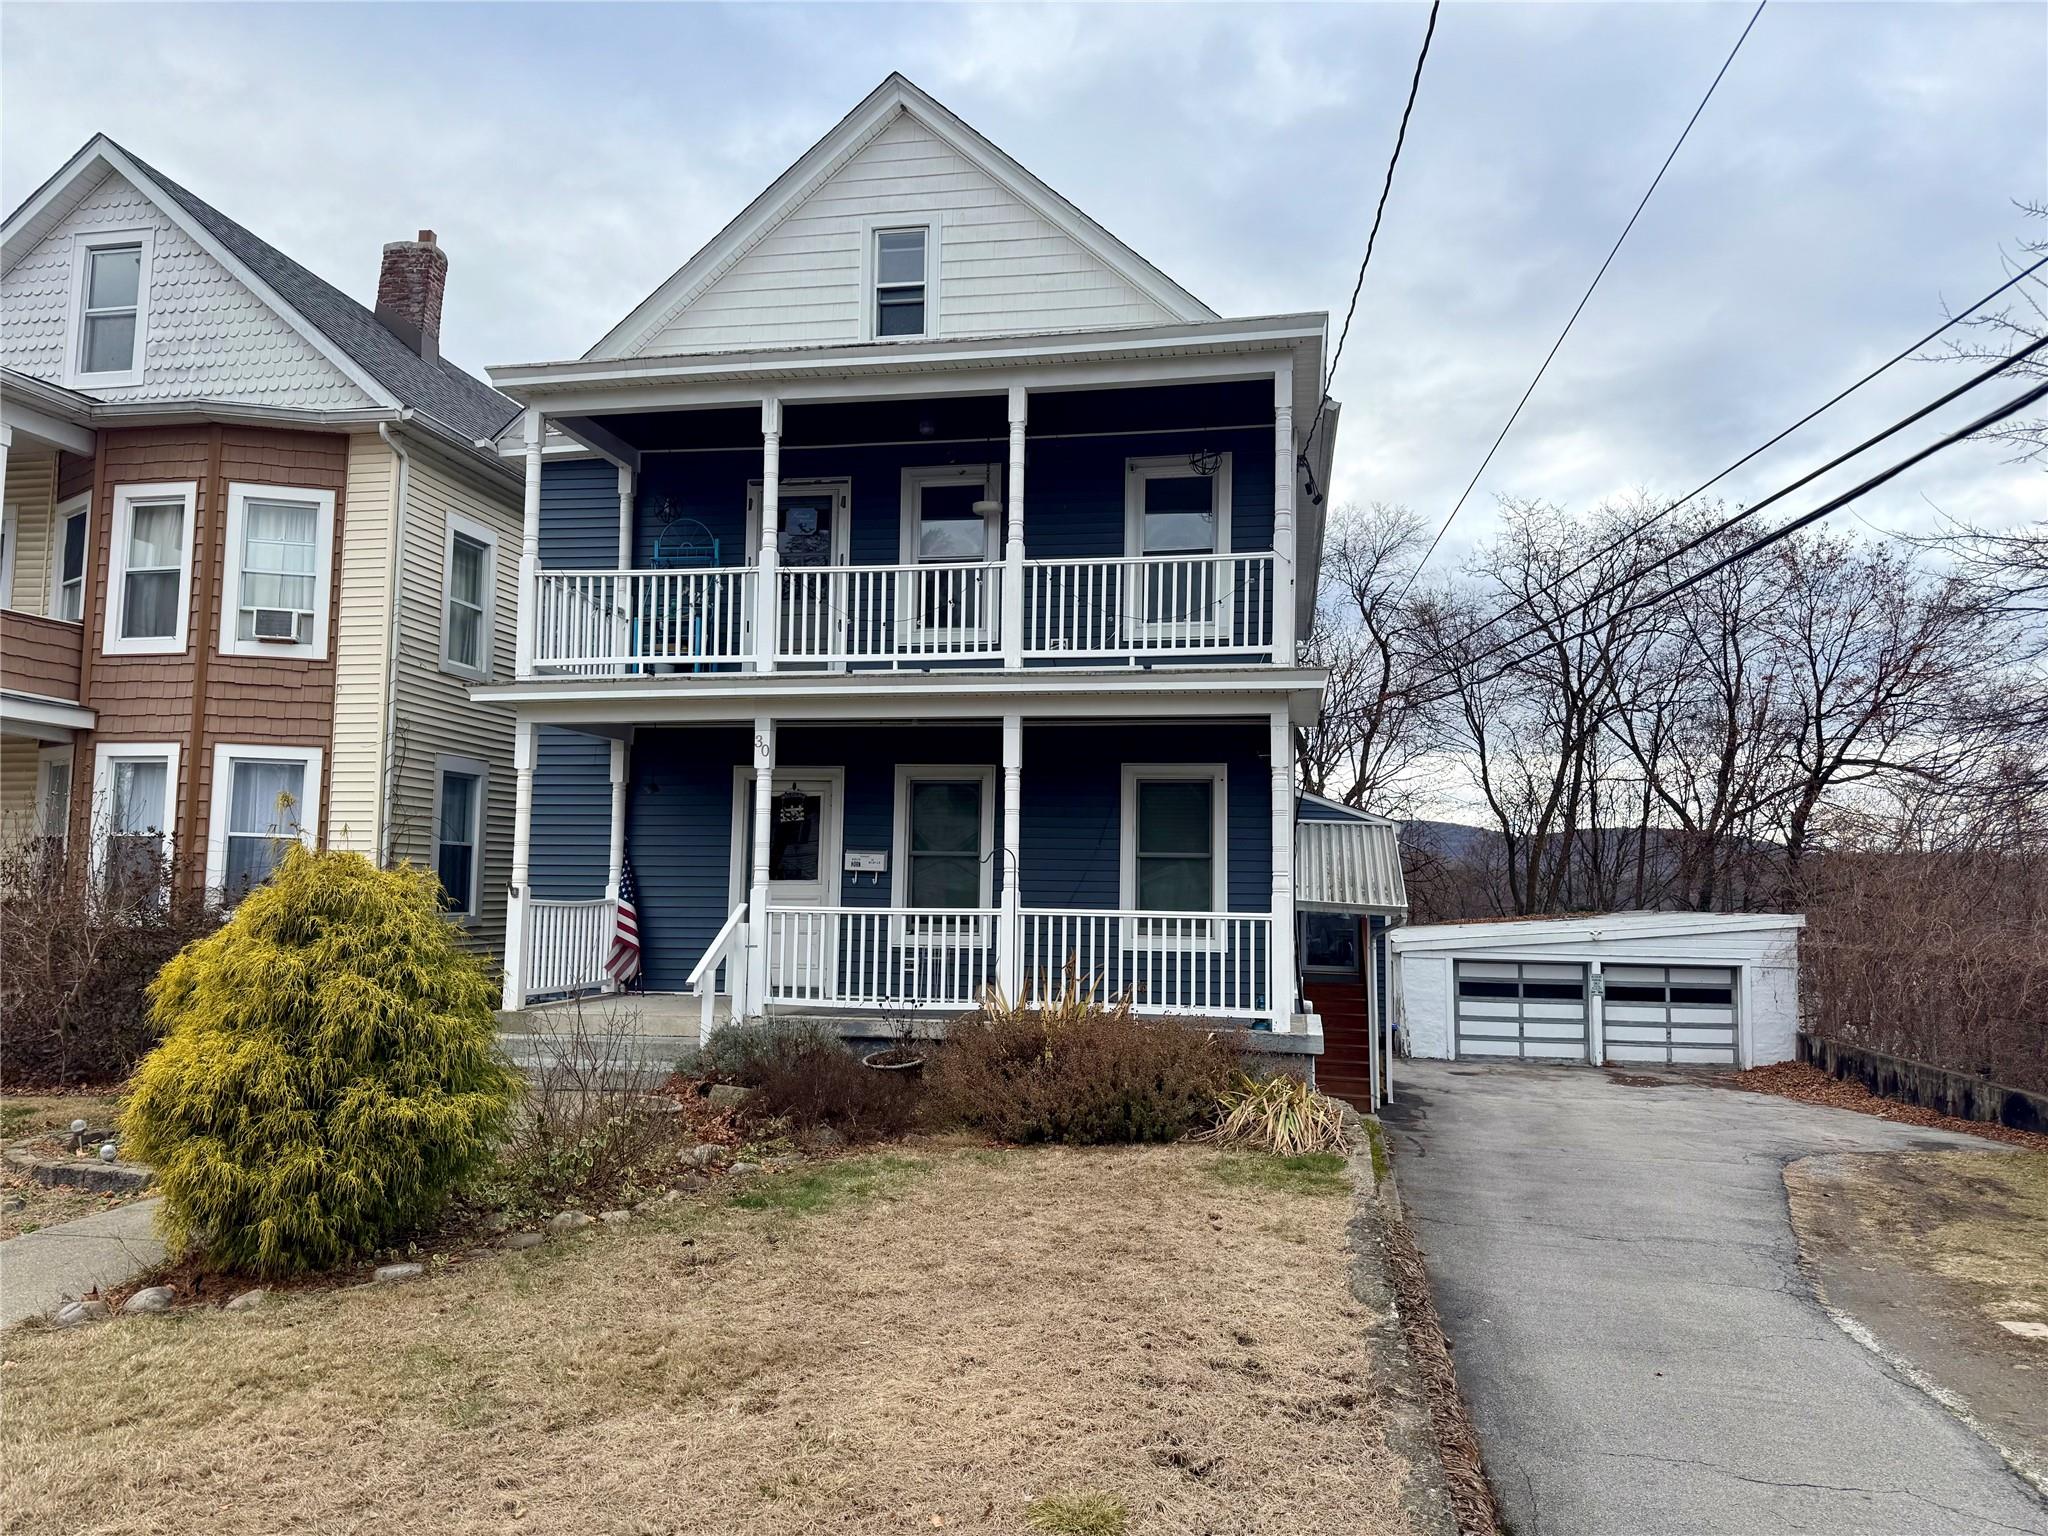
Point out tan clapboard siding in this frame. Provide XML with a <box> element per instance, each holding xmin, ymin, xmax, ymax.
<box><xmin>326</xmin><ymin>434</ymin><xmax>395</xmax><ymax>857</ymax></box>
<box><xmin>640</xmin><ymin>111</ymin><xmax>1175</xmax><ymax>354</ymax></box>
<box><xmin>0</xmin><ymin>735</ymin><xmax>40</xmax><ymax>841</ymax></box>
<box><xmin>387</xmin><ymin>443</ymin><xmax>521</xmax><ymax>957</ymax></box>
<box><xmin>5</xmin><ymin>451</ymin><xmax>58</xmax><ymax>614</ymax></box>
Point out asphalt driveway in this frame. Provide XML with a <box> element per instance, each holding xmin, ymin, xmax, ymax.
<box><xmin>1381</xmin><ymin>1062</ymin><xmax>2047</xmax><ymax>1536</ymax></box>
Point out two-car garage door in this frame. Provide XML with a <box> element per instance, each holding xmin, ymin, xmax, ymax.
<box><xmin>1455</xmin><ymin>960</ymin><xmax>1739</xmax><ymax>1065</ymax></box>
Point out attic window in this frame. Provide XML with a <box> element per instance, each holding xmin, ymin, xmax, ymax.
<box><xmin>874</xmin><ymin>227</ymin><xmax>927</xmax><ymax>338</ymax></box>
<box><xmin>68</xmin><ymin>229</ymin><xmax>154</xmax><ymax>386</ymax></box>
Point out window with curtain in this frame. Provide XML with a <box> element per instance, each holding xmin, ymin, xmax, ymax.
<box><xmin>120</xmin><ymin>499</ymin><xmax>184</xmax><ymax>641</ymax></box>
<box><xmin>1141</xmin><ymin>473</ymin><xmax>1219</xmax><ymax>556</ymax></box>
<box><xmin>436</xmin><ymin>770</ymin><xmax>480</xmax><ymax>913</ymax></box>
<box><xmin>107</xmin><ymin>757</ymin><xmax>169</xmax><ymax>905</ymax></box>
<box><xmin>874</xmin><ymin>228</ymin><xmax>927</xmax><ymax>337</ymax></box>
<box><xmin>235</xmin><ymin>497</ymin><xmax>319</xmax><ymax>642</ymax></box>
<box><xmin>907</xmin><ymin>780</ymin><xmax>983</xmax><ymax>908</ymax></box>
<box><xmin>80</xmin><ymin>243</ymin><xmax>142</xmax><ymax>375</ymax></box>
<box><xmin>1135</xmin><ymin>778</ymin><xmax>1214</xmax><ymax>912</ymax></box>
<box><xmin>36</xmin><ymin>755</ymin><xmax>71</xmax><ymax>869</ymax></box>
<box><xmin>444</xmin><ymin>532</ymin><xmax>489</xmax><ymax>673</ymax></box>
<box><xmin>222</xmin><ymin>759</ymin><xmax>305</xmax><ymax>899</ymax></box>
<box><xmin>56</xmin><ymin>506</ymin><xmax>87</xmax><ymax>621</ymax></box>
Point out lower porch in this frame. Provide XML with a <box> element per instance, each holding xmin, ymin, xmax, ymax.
<box><xmin>508</xmin><ymin>716</ymin><xmax>1302</xmax><ymax>1030</ymax></box>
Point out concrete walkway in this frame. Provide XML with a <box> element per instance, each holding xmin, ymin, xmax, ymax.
<box><xmin>1382</xmin><ymin>1062</ymin><xmax>2047</xmax><ymax>1536</ymax></box>
<box><xmin>0</xmin><ymin>1199</ymin><xmax>165</xmax><ymax>1328</ymax></box>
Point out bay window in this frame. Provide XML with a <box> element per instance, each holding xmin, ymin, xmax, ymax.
<box><xmin>205</xmin><ymin>745</ymin><xmax>321</xmax><ymax>902</ymax></box>
<box><xmin>105</xmin><ymin>483</ymin><xmax>195</xmax><ymax>655</ymax></box>
<box><xmin>221</xmin><ymin>485</ymin><xmax>333</xmax><ymax>657</ymax></box>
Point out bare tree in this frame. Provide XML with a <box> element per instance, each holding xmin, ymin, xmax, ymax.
<box><xmin>1924</xmin><ymin>199</ymin><xmax>2048</xmax><ymax>463</ymax></box>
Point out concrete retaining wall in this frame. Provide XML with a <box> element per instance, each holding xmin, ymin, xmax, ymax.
<box><xmin>1798</xmin><ymin>1033</ymin><xmax>2048</xmax><ymax>1133</ymax></box>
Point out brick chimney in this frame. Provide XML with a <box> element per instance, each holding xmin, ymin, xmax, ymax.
<box><xmin>375</xmin><ymin>229</ymin><xmax>448</xmax><ymax>362</ymax></box>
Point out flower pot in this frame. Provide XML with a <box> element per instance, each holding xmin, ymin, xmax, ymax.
<box><xmin>863</xmin><ymin>1047</ymin><xmax>925</xmax><ymax>1076</ymax></box>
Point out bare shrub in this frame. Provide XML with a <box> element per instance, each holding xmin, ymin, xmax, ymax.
<box><xmin>488</xmin><ymin>1003</ymin><xmax>683</xmax><ymax>1216</ymax></box>
<box><xmin>0</xmin><ymin>836</ymin><xmax>221</xmax><ymax>1088</ymax></box>
<box><xmin>702</xmin><ymin>1016</ymin><xmax>917</xmax><ymax>1143</ymax></box>
<box><xmin>930</xmin><ymin>981</ymin><xmax>1241</xmax><ymax>1146</ymax></box>
<box><xmin>1800</xmin><ymin>843</ymin><xmax>2047</xmax><ymax>1093</ymax></box>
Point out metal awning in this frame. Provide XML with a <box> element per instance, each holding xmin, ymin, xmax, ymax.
<box><xmin>1295</xmin><ymin>815</ymin><xmax>1406</xmax><ymax>914</ymax></box>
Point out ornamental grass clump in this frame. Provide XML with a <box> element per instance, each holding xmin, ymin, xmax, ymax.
<box><xmin>122</xmin><ymin>846</ymin><xmax>521</xmax><ymax>1275</ymax></box>
<box><xmin>1205</xmin><ymin>1072</ymin><xmax>1351</xmax><ymax>1156</ymax></box>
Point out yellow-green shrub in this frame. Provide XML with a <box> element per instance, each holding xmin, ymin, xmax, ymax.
<box><xmin>122</xmin><ymin>846</ymin><xmax>521</xmax><ymax>1274</ymax></box>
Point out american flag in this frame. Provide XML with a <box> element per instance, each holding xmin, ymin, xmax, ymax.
<box><xmin>606</xmin><ymin>857</ymin><xmax>642</xmax><ymax>987</ymax></box>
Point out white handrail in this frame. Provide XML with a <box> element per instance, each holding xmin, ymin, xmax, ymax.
<box><xmin>532</xmin><ymin>568</ymin><xmax>755</xmax><ymax>670</ymax></box>
<box><xmin>1018</xmin><ymin>908</ymin><xmax>1273</xmax><ymax>1018</ymax></box>
<box><xmin>526</xmin><ymin>897</ymin><xmax>614</xmax><ymax>997</ymax></box>
<box><xmin>1022</xmin><ymin>552</ymin><xmax>1274</xmax><ymax>660</ymax></box>
<box><xmin>762</xmin><ymin>906</ymin><xmax>999</xmax><ymax>1009</ymax></box>
<box><xmin>689</xmin><ymin>899</ymin><xmax>751</xmax><ymax>1036</ymax></box>
<box><xmin>777</xmin><ymin>562</ymin><xmax>1003</xmax><ymax>664</ymax></box>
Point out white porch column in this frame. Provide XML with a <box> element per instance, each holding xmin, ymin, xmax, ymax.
<box><xmin>602</xmin><ymin>736</ymin><xmax>630</xmax><ymax>992</ymax></box>
<box><xmin>744</xmin><ymin>715</ymin><xmax>776</xmax><ymax>1011</ymax></box>
<box><xmin>998</xmin><ymin>712</ymin><xmax>1023</xmax><ymax>1001</ymax></box>
<box><xmin>616</xmin><ymin>462</ymin><xmax>635</xmax><ymax>565</ymax></box>
<box><xmin>503</xmin><ymin>716</ymin><xmax>538</xmax><ymax>1012</ymax></box>
<box><xmin>1272</xmin><ymin>366</ymin><xmax>1297</xmax><ymax>665</ymax></box>
<box><xmin>754</xmin><ymin>398</ymin><xmax>782</xmax><ymax>673</ymax></box>
<box><xmin>516</xmin><ymin>408</ymin><xmax>543</xmax><ymax>679</ymax></box>
<box><xmin>1269</xmin><ymin>706</ymin><xmax>1298</xmax><ymax>1031</ymax></box>
<box><xmin>1002</xmin><ymin>385</ymin><xmax>1027</xmax><ymax>668</ymax></box>
<box><xmin>615</xmin><ymin>462</ymin><xmax>636</xmax><ymax>673</ymax></box>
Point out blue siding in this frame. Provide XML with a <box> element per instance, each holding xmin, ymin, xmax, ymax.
<box><xmin>539</xmin><ymin>459</ymin><xmax>619</xmax><ymax>566</ymax></box>
<box><xmin>601</xmin><ymin>718</ymin><xmax>1277</xmax><ymax>989</ymax></box>
<box><xmin>530</xmin><ymin>728</ymin><xmax>610</xmax><ymax>899</ymax></box>
<box><xmin>1298</xmin><ymin>795</ymin><xmax>1373</xmax><ymax>822</ymax></box>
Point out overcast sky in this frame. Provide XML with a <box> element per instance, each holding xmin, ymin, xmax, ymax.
<box><xmin>5</xmin><ymin>2</ymin><xmax>2044</xmax><ymax>567</ymax></box>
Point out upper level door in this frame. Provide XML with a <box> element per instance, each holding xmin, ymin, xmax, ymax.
<box><xmin>900</xmin><ymin>464</ymin><xmax>1000</xmax><ymax>653</ymax></box>
<box><xmin>746</xmin><ymin>477</ymin><xmax>851</xmax><ymax>666</ymax></box>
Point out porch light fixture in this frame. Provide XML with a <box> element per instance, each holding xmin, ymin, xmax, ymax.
<box><xmin>1187</xmin><ymin>447</ymin><xmax>1222</xmax><ymax>478</ymax></box>
<box><xmin>974</xmin><ymin>440</ymin><xmax>1001</xmax><ymax>519</ymax></box>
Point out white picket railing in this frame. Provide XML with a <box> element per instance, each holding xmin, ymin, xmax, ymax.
<box><xmin>687</xmin><ymin>900</ymin><xmax>750</xmax><ymax>1036</ymax></box>
<box><xmin>776</xmin><ymin>562</ymin><xmax>1003</xmax><ymax>664</ymax></box>
<box><xmin>531</xmin><ymin>568</ymin><xmax>755</xmax><ymax>671</ymax></box>
<box><xmin>1022</xmin><ymin>552</ymin><xmax>1275</xmax><ymax>660</ymax></box>
<box><xmin>761</xmin><ymin>906</ymin><xmax>999</xmax><ymax>1009</ymax></box>
<box><xmin>525</xmin><ymin>897</ymin><xmax>614</xmax><ymax>997</ymax></box>
<box><xmin>1018</xmin><ymin>909</ymin><xmax>1272</xmax><ymax>1018</ymax></box>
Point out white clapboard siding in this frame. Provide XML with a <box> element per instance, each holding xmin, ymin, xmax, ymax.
<box><xmin>385</xmin><ymin>444</ymin><xmax>524</xmax><ymax>957</ymax></box>
<box><xmin>326</xmin><ymin>435</ymin><xmax>397</xmax><ymax>857</ymax></box>
<box><xmin>637</xmin><ymin>111</ymin><xmax>1177</xmax><ymax>354</ymax></box>
<box><xmin>0</xmin><ymin>169</ymin><xmax>372</xmax><ymax>410</ymax></box>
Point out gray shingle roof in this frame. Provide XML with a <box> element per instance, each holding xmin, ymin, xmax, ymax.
<box><xmin>118</xmin><ymin>144</ymin><xmax>520</xmax><ymax>446</ymax></box>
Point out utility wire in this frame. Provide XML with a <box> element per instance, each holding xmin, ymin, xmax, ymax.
<box><xmin>1408</xmin><ymin>251</ymin><xmax>2048</xmax><ymax>661</ymax></box>
<box><xmin>1302</xmin><ymin>0</ymin><xmax>1441</xmax><ymax>464</ymax></box>
<box><xmin>1400</xmin><ymin>371</ymin><xmax>2048</xmax><ymax>710</ymax></box>
<box><xmin>1395</xmin><ymin>0</ymin><xmax>1769</xmax><ymax>603</ymax></box>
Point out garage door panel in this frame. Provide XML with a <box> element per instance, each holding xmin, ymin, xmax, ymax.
<box><xmin>1599</xmin><ymin>965</ymin><xmax>1739</xmax><ymax>1067</ymax></box>
<box><xmin>1605</xmin><ymin>1044</ymin><xmax>1670</xmax><ymax>1063</ymax></box>
<box><xmin>1605</xmin><ymin>1024</ymin><xmax>1670</xmax><ymax>1044</ymax></box>
<box><xmin>1671</xmin><ymin>1046</ymin><xmax>1736</xmax><ymax>1064</ymax></box>
<box><xmin>1671</xmin><ymin>1006</ymin><xmax>1735</xmax><ymax>1027</ymax></box>
<box><xmin>1456</xmin><ymin>960</ymin><xmax>1588</xmax><ymax>1061</ymax></box>
<box><xmin>1670</xmin><ymin>1027</ymin><xmax>1735</xmax><ymax>1046</ymax></box>
<box><xmin>1604</xmin><ymin>1004</ymin><xmax>1668</xmax><ymax>1025</ymax></box>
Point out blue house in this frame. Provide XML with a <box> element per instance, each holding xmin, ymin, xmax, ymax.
<box><xmin>481</xmin><ymin>75</ymin><xmax>1405</xmax><ymax>1092</ymax></box>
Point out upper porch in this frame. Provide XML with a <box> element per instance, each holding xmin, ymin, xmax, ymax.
<box><xmin>497</xmin><ymin>321</ymin><xmax>1334</xmax><ymax>684</ymax></box>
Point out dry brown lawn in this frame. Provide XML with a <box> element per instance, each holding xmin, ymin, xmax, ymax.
<box><xmin>0</xmin><ymin>1144</ymin><xmax>1416</xmax><ymax>1536</ymax></box>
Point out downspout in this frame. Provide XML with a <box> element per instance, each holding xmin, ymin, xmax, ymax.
<box><xmin>376</xmin><ymin>417</ymin><xmax>412</xmax><ymax>868</ymax></box>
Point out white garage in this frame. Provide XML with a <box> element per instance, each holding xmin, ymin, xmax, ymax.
<box><xmin>1390</xmin><ymin>912</ymin><xmax>1804</xmax><ymax>1071</ymax></box>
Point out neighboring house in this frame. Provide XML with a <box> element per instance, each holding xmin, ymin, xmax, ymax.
<box><xmin>0</xmin><ymin>136</ymin><xmax>525</xmax><ymax>948</ymax></box>
<box><xmin>485</xmin><ymin>73</ymin><xmax>1406</xmax><ymax>1079</ymax></box>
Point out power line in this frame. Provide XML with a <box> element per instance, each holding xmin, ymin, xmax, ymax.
<box><xmin>1406</xmin><ymin>251</ymin><xmax>2048</xmax><ymax>662</ymax></box>
<box><xmin>1302</xmin><ymin>0</ymin><xmax>1442</xmax><ymax>463</ymax></box>
<box><xmin>1396</xmin><ymin>0</ymin><xmax>1769</xmax><ymax>602</ymax></box>
<box><xmin>1402</xmin><ymin>371</ymin><xmax>2048</xmax><ymax>710</ymax></box>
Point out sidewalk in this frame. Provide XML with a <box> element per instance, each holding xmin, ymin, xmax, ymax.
<box><xmin>0</xmin><ymin>1199</ymin><xmax>164</xmax><ymax>1327</ymax></box>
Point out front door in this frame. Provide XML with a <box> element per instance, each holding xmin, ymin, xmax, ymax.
<box><xmin>750</xmin><ymin>479</ymin><xmax>850</xmax><ymax>665</ymax></box>
<box><xmin>737</xmin><ymin>771</ymin><xmax>842</xmax><ymax>1000</ymax></box>
<box><xmin>903</xmin><ymin>466</ymin><xmax>1000</xmax><ymax>654</ymax></box>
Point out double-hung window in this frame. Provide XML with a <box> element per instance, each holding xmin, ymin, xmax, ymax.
<box><xmin>442</xmin><ymin>515</ymin><xmax>496</xmax><ymax>679</ymax></box>
<box><xmin>434</xmin><ymin>759</ymin><xmax>486</xmax><ymax>918</ymax></box>
<box><xmin>68</xmin><ymin>230</ymin><xmax>153</xmax><ymax>387</ymax></box>
<box><xmin>1121</xmin><ymin>764</ymin><xmax>1228</xmax><ymax>942</ymax></box>
<box><xmin>206</xmin><ymin>745</ymin><xmax>320</xmax><ymax>903</ymax></box>
<box><xmin>222</xmin><ymin>484</ymin><xmax>333</xmax><ymax>657</ymax></box>
<box><xmin>93</xmin><ymin>742</ymin><xmax>179</xmax><ymax>908</ymax></box>
<box><xmin>894</xmin><ymin>767</ymin><xmax>993</xmax><ymax>952</ymax></box>
<box><xmin>34</xmin><ymin>746</ymin><xmax>73</xmax><ymax>868</ymax></box>
<box><xmin>105</xmin><ymin>483</ymin><xmax>195</xmax><ymax>655</ymax></box>
<box><xmin>51</xmin><ymin>496</ymin><xmax>89</xmax><ymax>622</ymax></box>
<box><xmin>873</xmin><ymin>227</ymin><xmax>928</xmax><ymax>338</ymax></box>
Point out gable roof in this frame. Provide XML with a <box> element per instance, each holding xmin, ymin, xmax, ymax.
<box><xmin>589</xmin><ymin>73</ymin><xmax>1218</xmax><ymax>361</ymax></box>
<box><xmin>2</xmin><ymin>136</ymin><xmax>518</xmax><ymax>446</ymax></box>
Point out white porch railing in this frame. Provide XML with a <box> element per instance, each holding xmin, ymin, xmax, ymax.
<box><xmin>776</xmin><ymin>562</ymin><xmax>1003</xmax><ymax>664</ymax></box>
<box><xmin>1022</xmin><ymin>552</ymin><xmax>1275</xmax><ymax>660</ymax></box>
<box><xmin>525</xmin><ymin>897</ymin><xmax>614</xmax><ymax>997</ymax></box>
<box><xmin>532</xmin><ymin>568</ymin><xmax>755</xmax><ymax>671</ymax></box>
<box><xmin>688</xmin><ymin>900</ymin><xmax>750</xmax><ymax>1036</ymax></box>
<box><xmin>761</xmin><ymin>907</ymin><xmax>999</xmax><ymax>1009</ymax></box>
<box><xmin>1018</xmin><ymin>910</ymin><xmax>1273</xmax><ymax>1018</ymax></box>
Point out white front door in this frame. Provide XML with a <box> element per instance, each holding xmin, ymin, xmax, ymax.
<box><xmin>735</xmin><ymin>770</ymin><xmax>843</xmax><ymax>1000</ymax></box>
<box><xmin>901</xmin><ymin>465</ymin><xmax>1000</xmax><ymax>652</ymax></box>
<box><xmin>748</xmin><ymin>478</ymin><xmax>850</xmax><ymax>665</ymax></box>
